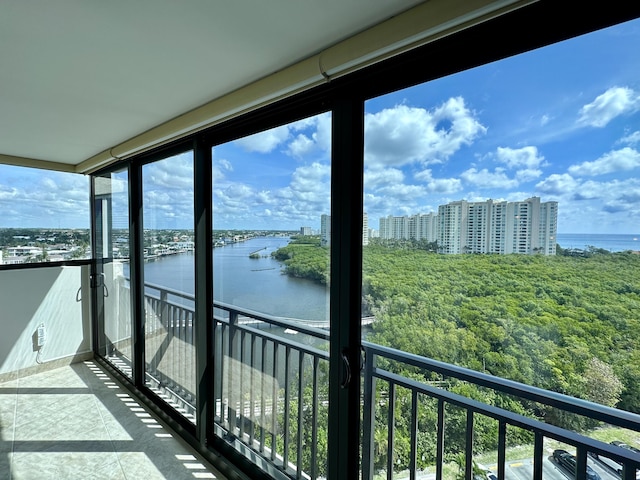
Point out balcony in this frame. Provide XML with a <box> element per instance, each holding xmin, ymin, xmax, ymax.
<box><xmin>2</xmin><ymin>1</ymin><xmax>640</xmax><ymax>479</ymax></box>
<box><xmin>105</xmin><ymin>275</ymin><xmax>640</xmax><ymax>480</ymax></box>
<box><xmin>2</xmin><ymin>249</ymin><xmax>640</xmax><ymax>480</ymax></box>
<box><xmin>0</xmin><ymin>263</ymin><xmax>226</xmax><ymax>480</ymax></box>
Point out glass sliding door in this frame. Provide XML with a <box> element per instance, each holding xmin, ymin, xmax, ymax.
<box><xmin>210</xmin><ymin>113</ymin><xmax>332</xmax><ymax>478</ymax></box>
<box><xmin>360</xmin><ymin>16</ymin><xmax>640</xmax><ymax>480</ymax></box>
<box><xmin>93</xmin><ymin>168</ymin><xmax>133</xmax><ymax>379</ymax></box>
<box><xmin>141</xmin><ymin>150</ymin><xmax>196</xmax><ymax>423</ymax></box>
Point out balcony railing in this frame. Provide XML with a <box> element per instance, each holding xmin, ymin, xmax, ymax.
<box><xmin>108</xmin><ymin>281</ymin><xmax>640</xmax><ymax>480</ymax></box>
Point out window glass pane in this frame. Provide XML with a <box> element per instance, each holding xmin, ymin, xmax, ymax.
<box><xmin>0</xmin><ymin>164</ymin><xmax>89</xmax><ymax>264</ymax></box>
<box><xmin>362</xmin><ymin>18</ymin><xmax>640</xmax><ymax>479</ymax></box>
<box><xmin>142</xmin><ymin>151</ymin><xmax>196</xmax><ymax>423</ymax></box>
<box><xmin>211</xmin><ymin>113</ymin><xmax>331</xmax><ymax>478</ymax></box>
<box><xmin>95</xmin><ymin>168</ymin><xmax>133</xmax><ymax>378</ymax></box>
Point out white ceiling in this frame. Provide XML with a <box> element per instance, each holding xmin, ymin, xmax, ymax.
<box><xmin>2</xmin><ymin>0</ymin><xmax>536</xmax><ymax>172</ymax></box>
<box><xmin>0</xmin><ymin>0</ymin><xmax>432</xmax><ymax>168</ymax></box>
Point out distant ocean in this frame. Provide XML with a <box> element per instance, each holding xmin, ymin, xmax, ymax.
<box><xmin>556</xmin><ymin>233</ymin><xmax>640</xmax><ymax>252</ymax></box>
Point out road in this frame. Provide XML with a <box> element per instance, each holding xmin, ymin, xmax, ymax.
<box><xmin>404</xmin><ymin>453</ymin><xmax>621</xmax><ymax>480</ymax></box>
<box><xmin>489</xmin><ymin>454</ymin><xmax>618</xmax><ymax>480</ymax></box>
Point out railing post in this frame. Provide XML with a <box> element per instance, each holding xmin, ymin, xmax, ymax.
<box><xmin>533</xmin><ymin>432</ymin><xmax>543</xmax><ymax>480</ymax></box>
<box><xmin>409</xmin><ymin>390</ymin><xmax>418</xmax><ymax>480</ymax></box>
<box><xmin>465</xmin><ymin>410</ymin><xmax>474</xmax><ymax>480</ymax></box>
<box><xmin>362</xmin><ymin>347</ymin><xmax>376</xmax><ymax>480</ymax></box>
<box><xmin>160</xmin><ymin>289</ymin><xmax>169</xmax><ymax>331</ymax></box>
<box><xmin>576</xmin><ymin>446</ymin><xmax>587</xmax><ymax>480</ymax></box>
<box><xmin>497</xmin><ymin>421</ymin><xmax>506</xmax><ymax>480</ymax></box>
<box><xmin>387</xmin><ymin>382</ymin><xmax>396</xmax><ymax>480</ymax></box>
<box><xmin>436</xmin><ymin>400</ymin><xmax>445</xmax><ymax>480</ymax></box>
<box><xmin>227</xmin><ymin>310</ymin><xmax>239</xmax><ymax>434</ymax></box>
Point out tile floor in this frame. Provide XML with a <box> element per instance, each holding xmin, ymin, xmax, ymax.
<box><xmin>0</xmin><ymin>361</ymin><xmax>226</xmax><ymax>480</ymax></box>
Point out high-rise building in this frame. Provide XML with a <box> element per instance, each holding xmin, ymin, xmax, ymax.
<box><xmin>380</xmin><ymin>212</ymin><xmax>439</xmax><ymax>243</ymax></box>
<box><xmin>300</xmin><ymin>226</ymin><xmax>313</xmax><ymax>236</ymax></box>
<box><xmin>363</xmin><ymin>212</ymin><xmax>369</xmax><ymax>246</ymax></box>
<box><xmin>438</xmin><ymin>197</ymin><xmax>557</xmax><ymax>255</ymax></box>
<box><xmin>321</xmin><ymin>213</ymin><xmax>370</xmax><ymax>246</ymax></box>
<box><xmin>382</xmin><ymin>197</ymin><xmax>557</xmax><ymax>255</ymax></box>
<box><xmin>320</xmin><ymin>214</ymin><xmax>331</xmax><ymax>247</ymax></box>
<box><xmin>437</xmin><ymin>201</ymin><xmax>467</xmax><ymax>254</ymax></box>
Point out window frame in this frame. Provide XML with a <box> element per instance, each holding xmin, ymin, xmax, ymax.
<box><xmin>89</xmin><ymin>2</ymin><xmax>640</xmax><ymax>479</ymax></box>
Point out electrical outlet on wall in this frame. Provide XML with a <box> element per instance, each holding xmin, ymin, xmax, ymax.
<box><xmin>37</xmin><ymin>324</ymin><xmax>46</xmax><ymax>347</ymax></box>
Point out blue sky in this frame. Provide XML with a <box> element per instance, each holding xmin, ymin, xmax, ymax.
<box><xmin>1</xmin><ymin>18</ymin><xmax>639</xmax><ymax>234</ymax></box>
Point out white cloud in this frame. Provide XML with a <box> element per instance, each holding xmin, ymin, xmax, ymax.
<box><xmin>234</xmin><ymin>125</ymin><xmax>291</xmax><ymax>153</ymax></box>
<box><xmin>493</xmin><ymin>146</ymin><xmax>545</xmax><ymax>183</ymax></box>
<box><xmin>568</xmin><ymin>147</ymin><xmax>640</xmax><ymax>176</ymax></box>
<box><xmin>619</xmin><ymin>130</ymin><xmax>640</xmax><ymax>146</ymax></box>
<box><xmin>144</xmin><ymin>153</ymin><xmax>193</xmax><ymax>190</ymax></box>
<box><xmin>365</xmin><ymin>168</ymin><xmax>405</xmax><ymax>189</ymax></box>
<box><xmin>218</xmin><ymin>159</ymin><xmax>233</xmax><ymax>171</ymax></box>
<box><xmin>375</xmin><ymin>183</ymin><xmax>426</xmax><ymax>201</ymax></box>
<box><xmin>460</xmin><ymin>167</ymin><xmax>519</xmax><ymax>189</ymax></box>
<box><xmin>285</xmin><ymin>113</ymin><xmax>331</xmax><ymax>159</ymax></box>
<box><xmin>535</xmin><ymin>173</ymin><xmax>579</xmax><ymax>195</ymax></box>
<box><xmin>287</xmin><ymin>134</ymin><xmax>316</xmax><ymax>158</ymax></box>
<box><xmin>414</xmin><ymin>169</ymin><xmax>462</xmax><ymax>194</ymax></box>
<box><xmin>364</xmin><ymin>97</ymin><xmax>486</xmax><ymax>168</ymax></box>
<box><xmin>0</xmin><ymin>167</ymin><xmax>90</xmax><ymax>228</ymax></box>
<box><xmin>577</xmin><ymin>86</ymin><xmax>640</xmax><ymax>127</ymax></box>
<box><xmin>495</xmin><ymin>146</ymin><xmax>545</xmax><ymax>170</ymax></box>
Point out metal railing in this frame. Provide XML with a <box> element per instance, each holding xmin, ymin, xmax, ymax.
<box><xmin>361</xmin><ymin>342</ymin><xmax>640</xmax><ymax>480</ymax></box>
<box><xmin>123</xmin><ymin>281</ymin><xmax>640</xmax><ymax>480</ymax></box>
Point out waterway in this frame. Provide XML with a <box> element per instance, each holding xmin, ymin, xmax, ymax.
<box><xmin>139</xmin><ymin>236</ymin><xmax>329</xmax><ymax>323</ymax></box>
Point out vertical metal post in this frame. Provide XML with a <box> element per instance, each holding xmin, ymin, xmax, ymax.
<box><xmin>362</xmin><ymin>348</ymin><xmax>376</xmax><ymax>480</ymax></box>
<box><xmin>465</xmin><ymin>411</ymin><xmax>474</xmax><ymax>480</ymax></box>
<box><xmin>436</xmin><ymin>400</ymin><xmax>445</xmax><ymax>480</ymax></box>
<box><xmin>497</xmin><ymin>421</ymin><xmax>506</xmax><ymax>480</ymax></box>
<box><xmin>327</xmin><ymin>97</ymin><xmax>364</xmax><ymax>480</ymax></box>
<box><xmin>194</xmin><ymin>139</ymin><xmax>213</xmax><ymax>445</ymax></box>
<box><xmin>533</xmin><ymin>432</ymin><xmax>543</xmax><ymax>480</ymax></box>
<box><xmin>227</xmin><ymin>310</ymin><xmax>238</xmax><ymax>434</ymax></box>
<box><xmin>576</xmin><ymin>446</ymin><xmax>587</xmax><ymax>480</ymax></box>
<box><xmin>387</xmin><ymin>382</ymin><xmax>396</xmax><ymax>480</ymax></box>
<box><xmin>410</xmin><ymin>390</ymin><xmax>418</xmax><ymax>480</ymax></box>
<box><xmin>311</xmin><ymin>355</ymin><xmax>319</xmax><ymax>480</ymax></box>
<box><xmin>129</xmin><ymin>161</ymin><xmax>146</xmax><ymax>389</ymax></box>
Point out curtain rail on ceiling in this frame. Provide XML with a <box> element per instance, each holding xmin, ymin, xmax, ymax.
<box><xmin>74</xmin><ymin>0</ymin><xmax>533</xmax><ymax>175</ymax></box>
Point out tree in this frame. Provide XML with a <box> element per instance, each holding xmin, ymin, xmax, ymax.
<box><xmin>582</xmin><ymin>357</ymin><xmax>623</xmax><ymax>407</ymax></box>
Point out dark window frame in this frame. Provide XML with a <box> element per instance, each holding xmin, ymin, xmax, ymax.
<box><xmin>90</xmin><ymin>2</ymin><xmax>640</xmax><ymax>479</ymax></box>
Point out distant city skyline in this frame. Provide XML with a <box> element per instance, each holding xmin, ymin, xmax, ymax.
<box><xmin>1</xmin><ymin>18</ymin><xmax>639</xmax><ymax>234</ymax></box>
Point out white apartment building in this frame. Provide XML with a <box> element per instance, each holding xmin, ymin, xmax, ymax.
<box><xmin>439</xmin><ymin>197</ymin><xmax>557</xmax><ymax>255</ymax></box>
<box><xmin>300</xmin><ymin>226</ymin><xmax>313</xmax><ymax>236</ymax></box>
<box><xmin>380</xmin><ymin>212</ymin><xmax>437</xmax><ymax>242</ymax></box>
<box><xmin>320</xmin><ymin>213</ymin><xmax>369</xmax><ymax>246</ymax></box>
<box><xmin>437</xmin><ymin>201</ymin><xmax>467</xmax><ymax>254</ymax></box>
<box><xmin>363</xmin><ymin>212</ymin><xmax>369</xmax><ymax>246</ymax></box>
<box><xmin>381</xmin><ymin>197</ymin><xmax>557</xmax><ymax>255</ymax></box>
<box><xmin>320</xmin><ymin>214</ymin><xmax>331</xmax><ymax>247</ymax></box>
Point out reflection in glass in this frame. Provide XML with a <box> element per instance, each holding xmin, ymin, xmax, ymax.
<box><xmin>95</xmin><ymin>169</ymin><xmax>133</xmax><ymax>379</ymax></box>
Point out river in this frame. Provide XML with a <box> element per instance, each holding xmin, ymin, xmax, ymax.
<box><xmin>139</xmin><ymin>236</ymin><xmax>330</xmax><ymax>323</ymax></box>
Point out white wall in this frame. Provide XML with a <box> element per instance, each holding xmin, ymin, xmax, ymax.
<box><xmin>0</xmin><ymin>264</ymin><xmax>92</xmax><ymax>376</ymax></box>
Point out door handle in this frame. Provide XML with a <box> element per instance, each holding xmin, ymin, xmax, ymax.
<box><xmin>341</xmin><ymin>348</ymin><xmax>351</xmax><ymax>389</ymax></box>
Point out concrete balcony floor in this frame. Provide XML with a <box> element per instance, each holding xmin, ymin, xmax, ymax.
<box><xmin>0</xmin><ymin>361</ymin><xmax>225</xmax><ymax>480</ymax></box>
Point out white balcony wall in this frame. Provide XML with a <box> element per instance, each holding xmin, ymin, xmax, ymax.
<box><xmin>0</xmin><ymin>264</ymin><xmax>92</xmax><ymax>377</ymax></box>
<box><xmin>103</xmin><ymin>261</ymin><xmax>133</xmax><ymax>354</ymax></box>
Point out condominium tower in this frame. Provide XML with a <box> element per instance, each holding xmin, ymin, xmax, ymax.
<box><xmin>380</xmin><ymin>197</ymin><xmax>558</xmax><ymax>255</ymax></box>
<box><xmin>321</xmin><ymin>213</ymin><xmax>369</xmax><ymax>247</ymax></box>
